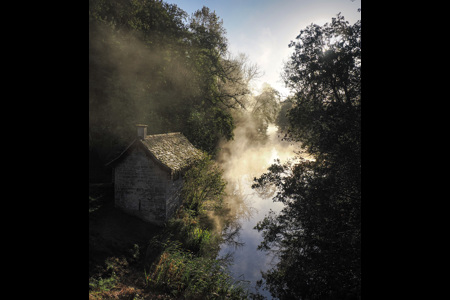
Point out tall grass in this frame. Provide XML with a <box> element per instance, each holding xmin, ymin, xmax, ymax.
<box><xmin>89</xmin><ymin>273</ymin><xmax>117</xmax><ymax>293</ymax></box>
<box><xmin>146</xmin><ymin>241</ymin><xmax>248</xmax><ymax>299</ymax></box>
<box><xmin>89</xmin><ymin>257</ymin><xmax>122</xmax><ymax>295</ymax></box>
<box><xmin>164</xmin><ymin>209</ymin><xmax>219</xmax><ymax>256</ymax></box>
<box><xmin>144</xmin><ymin>155</ymin><xmax>250</xmax><ymax>299</ymax></box>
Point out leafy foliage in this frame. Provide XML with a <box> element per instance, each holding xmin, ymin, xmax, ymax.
<box><xmin>144</xmin><ymin>154</ymin><xmax>250</xmax><ymax>298</ymax></box>
<box><xmin>274</xmin><ymin>99</ymin><xmax>293</xmax><ymax>133</ymax></box>
<box><xmin>250</xmin><ymin>83</ymin><xmax>281</xmax><ymax>140</ymax></box>
<box><xmin>283</xmin><ymin>13</ymin><xmax>361</xmax><ymax>160</ymax></box>
<box><xmin>253</xmin><ymin>14</ymin><xmax>361</xmax><ymax>300</ymax></box>
<box><xmin>181</xmin><ymin>153</ymin><xmax>227</xmax><ymax>214</ymax></box>
<box><xmin>89</xmin><ymin>0</ymin><xmax>255</xmax><ymax>165</ymax></box>
<box><xmin>146</xmin><ymin>241</ymin><xmax>249</xmax><ymax>299</ymax></box>
<box><xmin>251</xmin><ymin>83</ymin><xmax>281</xmax><ymax>124</ymax></box>
<box><xmin>185</xmin><ymin>107</ymin><xmax>235</xmax><ymax>155</ymax></box>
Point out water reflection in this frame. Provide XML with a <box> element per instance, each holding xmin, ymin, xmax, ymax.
<box><xmin>215</xmin><ymin>124</ymin><xmax>300</xmax><ymax>299</ymax></box>
<box><xmin>217</xmin><ymin>175</ymin><xmax>283</xmax><ymax>299</ymax></box>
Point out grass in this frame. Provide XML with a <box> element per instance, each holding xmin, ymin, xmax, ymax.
<box><xmin>89</xmin><ymin>273</ymin><xmax>118</xmax><ymax>294</ymax></box>
<box><xmin>89</xmin><ymin>197</ymin><xmax>249</xmax><ymax>299</ymax></box>
<box><xmin>143</xmin><ymin>203</ymin><xmax>250</xmax><ymax>299</ymax></box>
<box><xmin>89</xmin><ymin>184</ymin><xmax>167</xmax><ymax>299</ymax></box>
<box><xmin>89</xmin><ymin>156</ymin><xmax>254</xmax><ymax>299</ymax></box>
<box><xmin>145</xmin><ymin>241</ymin><xmax>249</xmax><ymax>299</ymax></box>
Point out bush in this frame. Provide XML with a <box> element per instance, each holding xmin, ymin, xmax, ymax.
<box><xmin>181</xmin><ymin>153</ymin><xmax>226</xmax><ymax>215</ymax></box>
<box><xmin>146</xmin><ymin>241</ymin><xmax>248</xmax><ymax>299</ymax></box>
<box><xmin>165</xmin><ymin>215</ymin><xmax>217</xmax><ymax>255</ymax></box>
<box><xmin>144</xmin><ymin>153</ymin><xmax>250</xmax><ymax>298</ymax></box>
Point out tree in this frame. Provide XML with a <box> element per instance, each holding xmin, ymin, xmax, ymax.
<box><xmin>185</xmin><ymin>107</ymin><xmax>235</xmax><ymax>155</ymax></box>
<box><xmin>181</xmin><ymin>153</ymin><xmax>227</xmax><ymax>215</ymax></box>
<box><xmin>89</xmin><ymin>1</ymin><xmax>257</xmax><ymax>162</ymax></box>
<box><xmin>235</xmin><ymin>82</ymin><xmax>281</xmax><ymax>142</ymax></box>
<box><xmin>275</xmin><ymin>99</ymin><xmax>293</xmax><ymax>133</ymax></box>
<box><xmin>218</xmin><ymin>53</ymin><xmax>260</xmax><ymax>110</ymax></box>
<box><xmin>283</xmin><ymin>13</ymin><xmax>361</xmax><ymax>160</ymax></box>
<box><xmin>89</xmin><ymin>0</ymin><xmax>191</xmax><ymax>161</ymax></box>
<box><xmin>183</xmin><ymin>48</ymin><xmax>259</xmax><ymax>153</ymax></box>
<box><xmin>253</xmin><ymin>14</ymin><xmax>361</xmax><ymax>300</ymax></box>
<box><xmin>251</xmin><ymin>83</ymin><xmax>281</xmax><ymax>125</ymax></box>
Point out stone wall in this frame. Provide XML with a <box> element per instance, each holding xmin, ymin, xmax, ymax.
<box><xmin>114</xmin><ymin>146</ymin><xmax>171</xmax><ymax>225</ymax></box>
<box><xmin>165</xmin><ymin>178</ymin><xmax>183</xmax><ymax>221</ymax></box>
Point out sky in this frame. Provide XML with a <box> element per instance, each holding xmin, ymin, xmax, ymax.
<box><xmin>165</xmin><ymin>0</ymin><xmax>361</xmax><ymax>99</ymax></box>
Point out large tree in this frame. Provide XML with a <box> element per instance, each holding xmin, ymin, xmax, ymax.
<box><xmin>253</xmin><ymin>14</ymin><xmax>361</xmax><ymax>300</ymax></box>
<box><xmin>89</xmin><ymin>0</ymin><xmax>191</xmax><ymax>160</ymax></box>
<box><xmin>89</xmin><ymin>1</ymin><xmax>256</xmax><ymax>165</ymax></box>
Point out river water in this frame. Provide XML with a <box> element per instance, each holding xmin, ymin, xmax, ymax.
<box><xmin>216</xmin><ymin>124</ymin><xmax>309</xmax><ymax>299</ymax></box>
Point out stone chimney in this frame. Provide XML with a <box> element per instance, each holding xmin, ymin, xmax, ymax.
<box><xmin>136</xmin><ymin>124</ymin><xmax>148</xmax><ymax>140</ymax></box>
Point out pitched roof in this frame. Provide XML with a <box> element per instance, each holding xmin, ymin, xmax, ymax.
<box><xmin>107</xmin><ymin>132</ymin><xmax>203</xmax><ymax>179</ymax></box>
<box><xmin>142</xmin><ymin>132</ymin><xmax>203</xmax><ymax>174</ymax></box>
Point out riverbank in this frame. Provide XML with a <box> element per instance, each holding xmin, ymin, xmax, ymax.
<box><xmin>215</xmin><ymin>124</ymin><xmax>308</xmax><ymax>299</ymax></box>
<box><xmin>89</xmin><ymin>183</ymin><xmax>167</xmax><ymax>299</ymax></box>
<box><xmin>89</xmin><ymin>155</ymin><xmax>254</xmax><ymax>299</ymax></box>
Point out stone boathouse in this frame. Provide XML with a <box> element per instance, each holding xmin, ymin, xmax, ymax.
<box><xmin>106</xmin><ymin>124</ymin><xmax>203</xmax><ymax>225</ymax></box>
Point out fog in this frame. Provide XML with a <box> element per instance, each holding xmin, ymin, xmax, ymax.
<box><xmin>213</xmin><ymin>115</ymin><xmax>313</xmax><ymax>297</ymax></box>
<box><xmin>90</xmin><ymin>15</ymin><xmax>297</xmax><ymax>297</ymax></box>
<box><xmin>90</xmin><ymin>21</ymin><xmax>259</xmax><ymax>162</ymax></box>
<box><xmin>89</xmin><ymin>23</ymin><xmax>198</xmax><ymax>130</ymax></box>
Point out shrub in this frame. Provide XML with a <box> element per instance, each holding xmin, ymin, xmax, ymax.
<box><xmin>144</xmin><ymin>153</ymin><xmax>249</xmax><ymax>299</ymax></box>
<box><xmin>146</xmin><ymin>241</ymin><xmax>248</xmax><ymax>299</ymax></box>
<box><xmin>181</xmin><ymin>154</ymin><xmax>226</xmax><ymax>215</ymax></box>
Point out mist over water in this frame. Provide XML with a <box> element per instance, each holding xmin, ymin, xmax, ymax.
<box><xmin>215</xmin><ymin>121</ymin><xmax>307</xmax><ymax>298</ymax></box>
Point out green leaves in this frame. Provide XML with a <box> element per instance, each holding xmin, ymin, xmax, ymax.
<box><xmin>90</xmin><ymin>1</ymin><xmax>250</xmax><ymax>161</ymax></box>
<box><xmin>146</xmin><ymin>241</ymin><xmax>248</xmax><ymax>299</ymax></box>
<box><xmin>254</xmin><ymin>14</ymin><xmax>361</xmax><ymax>300</ymax></box>
<box><xmin>147</xmin><ymin>153</ymin><xmax>247</xmax><ymax>298</ymax></box>
<box><xmin>181</xmin><ymin>153</ymin><xmax>227</xmax><ymax>214</ymax></box>
<box><xmin>185</xmin><ymin>107</ymin><xmax>235</xmax><ymax>154</ymax></box>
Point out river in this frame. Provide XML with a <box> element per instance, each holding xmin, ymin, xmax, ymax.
<box><xmin>216</xmin><ymin>123</ymin><xmax>309</xmax><ymax>299</ymax></box>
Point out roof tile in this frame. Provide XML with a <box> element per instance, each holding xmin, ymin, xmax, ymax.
<box><xmin>141</xmin><ymin>132</ymin><xmax>203</xmax><ymax>176</ymax></box>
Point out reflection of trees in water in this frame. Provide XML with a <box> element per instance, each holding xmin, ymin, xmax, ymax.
<box><xmin>214</xmin><ymin>177</ymin><xmax>256</xmax><ymax>249</ymax></box>
<box><xmin>251</xmin><ymin>157</ymin><xmax>312</xmax><ymax>201</ymax></box>
<box><xmin>221</xmin><ymin>221</ymin><xmax>243</xmax><ymax>249</ymax></box>
<box><xmin>216</xmin><ymin>158</ymin><xmax>306</xmax><ymax>251</ymax></box>
<box><xmin>251</xmin><ymin>177</ymin><xmax>277</xmax><ymax>200</ymax></box>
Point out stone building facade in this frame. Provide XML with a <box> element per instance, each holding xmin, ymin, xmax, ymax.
<box><xmin>106</xmin><ymin>125</ymin><xmax>203</xmax><ymax>225</ymax></box>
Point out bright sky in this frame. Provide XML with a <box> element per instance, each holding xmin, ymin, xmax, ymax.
<box><xmin>166</xmin><ymin>0</ymin><xmax>361</xmax><ymax>99</ymax></box>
